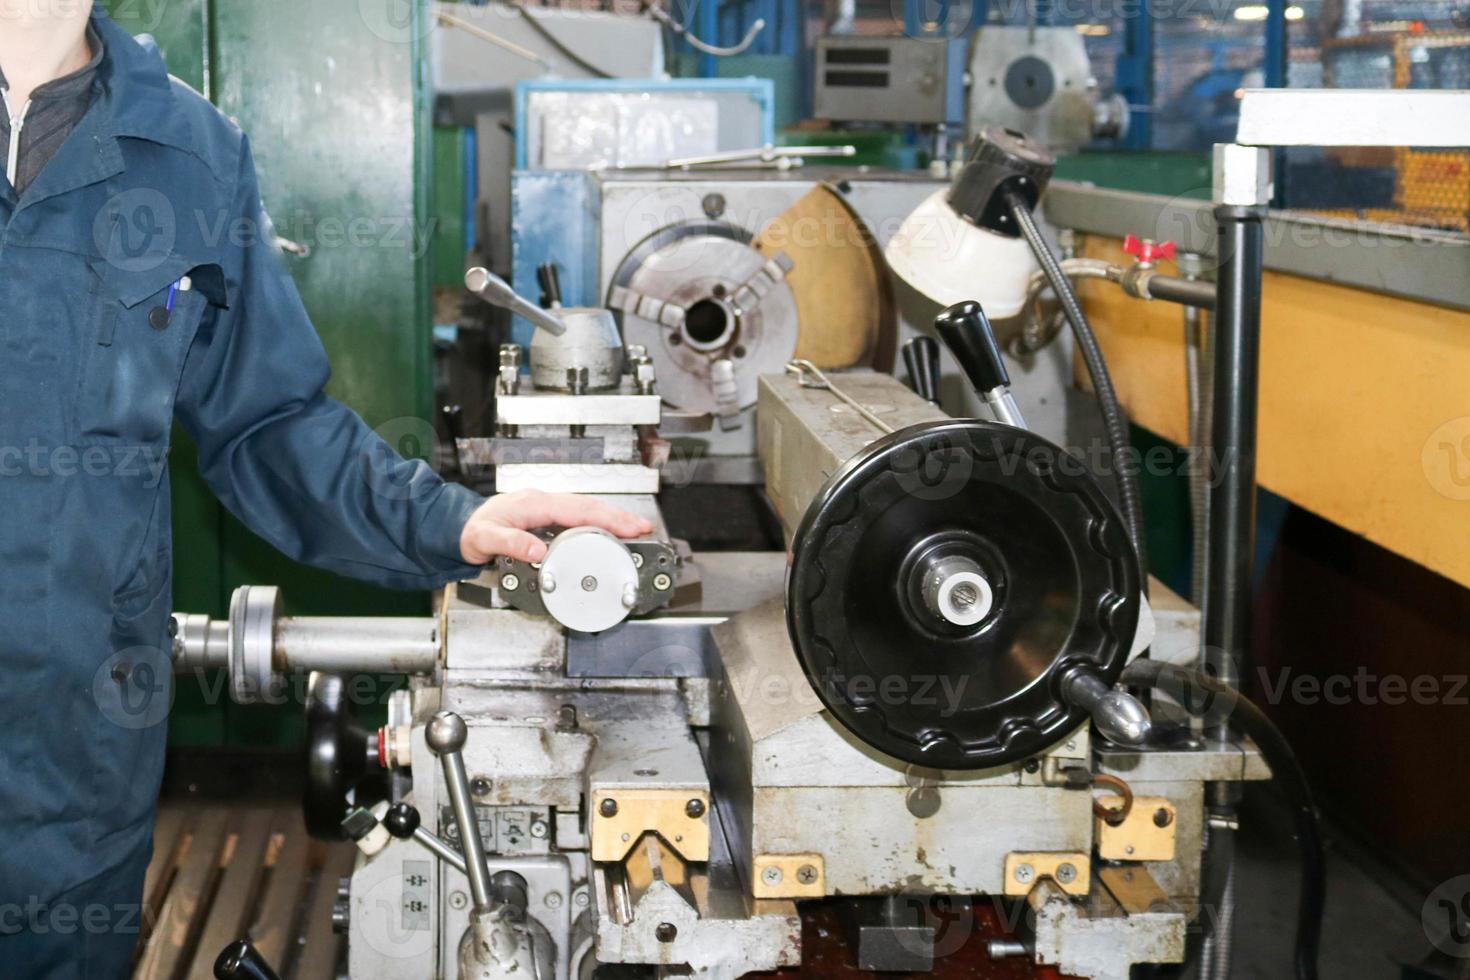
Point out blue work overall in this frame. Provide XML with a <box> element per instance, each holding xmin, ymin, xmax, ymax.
<box><xmin>0</xmin><ymin>11</ymin><xmax>482</xmax><ymax>977</ymax></box>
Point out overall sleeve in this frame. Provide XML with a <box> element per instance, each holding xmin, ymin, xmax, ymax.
<box><xmin>174</xmin><ymin>136</ymin><xmax>485</xmax><ymax>590</ymax></box>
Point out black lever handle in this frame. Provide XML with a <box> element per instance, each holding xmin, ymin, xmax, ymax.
<box><xmin>901</xmin><ymin>336</ymin><xmax>941</xmax><ymax>405</ymax></box>
<box><xmin>214</xmin><ymin>939</ymin><xmax>282</xmax><ymax>980</ymax></box>
<box><xmin>933</xmin><ymin>300</ymin><xmax>1009</xmax><ymax>395</ymax></box>
<box><xmin>536</xmin><ymin>262</ymin><xmax>563</xmax><ymax>309</ymax></box>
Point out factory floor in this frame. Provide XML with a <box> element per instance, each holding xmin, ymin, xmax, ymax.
<box><xmin>1231</xmin><ymin>785</ymin><xmax>1436</xmax><ymax>979</ymax></box>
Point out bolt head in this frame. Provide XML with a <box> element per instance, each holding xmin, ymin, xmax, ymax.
<box><xmin>1056</xmin><ymin>863</ymin><xmax>1077</xmax><ymax>884</ymax></box>
<box><xmin>685</xmin><ymin>798</ymin><xmax>706</xmax><ymax>819</ymax></box>
<box><xmin>655</xmin><ymin>922</ymin><xmax>678</xmax><ymax>943</ymax></box>
<box><xmin>500</xmin><ymin>573</ymin><xmax>520</xmax><ymax>592</ymax></box>
<box><xmin>761</xmin><ymin>866</ymin><xmax>783</xmax><ymax>885</ymax></box>
<box><xmin>1153</xmin><ymin>807</ymin><xmax>1173</xmax><ymax>828</ymax></box>
<box><xmin>599</xmin><ymin>798</ymin><xmax>619</xmax><ymax>818</ymax></box>
<box><xmin>1014</xmin><ymin>863</ymin><xmax>1034</xmax><ymax>883</ymax></box>
<box><xmin>530</xmin><ymin>819</ymin><xmax>549</xmax><ymax>839</ymax></box>
<box><xmin>796</xmin><ymin>864</ymin><xmax>818</xmax><ymax>885</ymax></box>
<box><xmin>470</xmin><ymin>776</ymin><xmax>491</xmax><ymax>798</ymax></box>
<box><xmin>545</xmin><ymin>891</ymin><xmax>564</xmax><ymax>909</ymax></box>
<box><xmin>652</xmin><ymin>573</ymin><xmax>673</xmax><ymax>591</ymax></box>
<box><xmin>449</xmin><ymin>891</ymin><xmax>468</xmax><ymax>910</ymax></box>
<box><xmin>581</xmin><ymin>575</ymin><xmax>598</xmax><ymax>592</ymax></box>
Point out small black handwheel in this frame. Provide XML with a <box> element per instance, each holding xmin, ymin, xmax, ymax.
<box><xmin>303</xmin><ymin>672</ymin><xmax>378</xmax><ymax>839</ymax></box>
<box><xmin>786</xmin><ymin>419</ymin><xmax>1141</xmax><ymax>770</ymax></box>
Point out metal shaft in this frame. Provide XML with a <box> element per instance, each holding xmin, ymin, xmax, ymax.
<box><xmin>1203</xmin><ymin>205</ymin><xmax>1265</xmax><ymax>736</ymax></box>
<box><xmin>465</xmin><ymin>266</ymin><xmax>568</xmax><ymax>337</ymax></box>
<box><xmin>427</xmin><ymin>712</ymin><xmax>496</xmax><ymax>913</ymax></box>
<box><xmin>413</xmin><ymin>827</ymin><xmax>468</xmax><ymax>877</ymax></box>
<box><xmin>982</xmin><ymin>387</ymin><xmax>1027</xmax><ymax>428</ymax></box>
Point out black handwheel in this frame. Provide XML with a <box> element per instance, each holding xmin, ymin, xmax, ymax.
<box><xmin>303</xmin><ymin>672</ymin><xmax>378</xmax><ymax>839</ymax></box>
<box><xmin>786</xmin><ymin>419</ymin><xmax>1141</xmax><ymax>770</ymax></box>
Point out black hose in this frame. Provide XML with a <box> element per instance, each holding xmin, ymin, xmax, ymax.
<box><xmin>1121</xmin><ymin>660</ymin><xmax>1325</xmax><ymax>980</ymax></box>
<box><xmin>1006</xmin><ymin>190</ymin><xmax>1150</xmax><ymax>581</ymax></box>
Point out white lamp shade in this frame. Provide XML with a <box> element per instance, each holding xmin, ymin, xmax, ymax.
<box><xmin>883</xmin><ymin>189</ymin><xmax>1038</xmax><ymax>319</ymax></box>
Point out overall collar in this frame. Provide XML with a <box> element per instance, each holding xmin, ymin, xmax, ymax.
<box><xmin>12</xmin><ymin>10</ymin><xmax>195</xmax><ymax>210</ymax></box>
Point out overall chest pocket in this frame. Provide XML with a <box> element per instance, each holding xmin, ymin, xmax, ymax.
<box><xmin>73</xmin><ymin>256</ymin><xmax>214</xmax><ymax>448</ymax></box>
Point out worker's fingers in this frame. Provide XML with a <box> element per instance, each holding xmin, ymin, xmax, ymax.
<box><xmin>495</xmin><ymin>490</ymin><xmax>654</xmax><ymax>538</ymax></box>
<box><xmin>461</xmin><ymin>523</ymin><xmax>548</xmax><ymax>565</ymax></box>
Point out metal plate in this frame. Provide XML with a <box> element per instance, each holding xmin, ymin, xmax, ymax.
<box><xmin>786</xmin><ymin>419</ymin><xmax>1141</xmax><ymax>770</ymax></box>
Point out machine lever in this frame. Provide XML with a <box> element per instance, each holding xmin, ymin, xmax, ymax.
<box><xmin>901</xmin><ymin>336</ymin><xmax>942</xmax><ymax>405</ymax></box>
<box><xmin>1059</xmin><ymin>666</ymin><xmax>1152</xmax><ymax>746</ymax></box>
<box><xmin>381</xmin><ymin>801</ymin><xmax>469</xmax><ymax>876</ymax></box>
<box><xmin>933</xmin><ymin>300</ymin><xmax>1027</xmax><ymax>428</ymax></box>
<box><xmin>426</xmin><ymin>711</ymin><xmax>497</xmax><ymax>913</ymax></box>
<box><xmin>465</xmin><ymin>266</ymin><xmax>568</xmax><ymax>337</ymax></box>
<box><xmin>536</xmin><ymin>262</ymin><xmax>563</xmax><ymax>308</ymax></box>
<box><xmin>214</xmin><ymin>939</ymin><xmax>282</xmax><ymax>980</ymax></box>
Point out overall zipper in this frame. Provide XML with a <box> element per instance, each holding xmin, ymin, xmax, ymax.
<box><xmin>1</xmin><ymin>87</ymin><xmax>31</xmax><ymax>191</ymax></box>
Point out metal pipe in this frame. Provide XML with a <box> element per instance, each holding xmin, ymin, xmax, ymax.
<box><xmin>275</xmin><ymin>617</ymin><xmax>438</xmax><ymax>674</ymax></box>
<box><xmin>1202</xmin><ymin>205</ymin><xmax>1265</xmax><ymax>716</ymax></box>
<box><xmin>1139</xmin><ymin>272</ymin><xmax>1218</xmax><ymax>309</ymax></box>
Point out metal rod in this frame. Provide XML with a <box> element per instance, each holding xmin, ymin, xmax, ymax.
<box><xmin>982</xmin><ymin>387</ymin><xmax>1027</xmax><ymax>428</ymax></box>
<box><xmin>436</xmin><ymin>9</ymin><xmax>551</xmax><ymax>69</ymax></box>
<box><xmin>413</xmin><ymin>827</ymin><xmax>469</xmax><ymax>877</ymax></box>
<box><xmin>785</xmin><ymin>360</ymin><xmax>895</xmax><ymax>435</ymax></box>
<box><xmin>427</xmin><ymin>712</ymin><xmax>496</xmax><ymax>912</ymax></box>
<box><xmin>276</xmin><ymin>617</ymin><xmax>438</xmax><ymax>674</ymax></box>
<box><xmin>466</xmin><ymin>267</ymin><xmax>568</xmax><ymax>337</ymax></box>
<box><xmin>1203</xmin><ymin>205</ymin><xmax>1265</xmax><ymax>733</ymax></box>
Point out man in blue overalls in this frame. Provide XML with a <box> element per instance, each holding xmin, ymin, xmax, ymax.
<box><xmin>0</xmin><ymin>5</ymin><xmax>652</xmax><ymax>976</ymax></box>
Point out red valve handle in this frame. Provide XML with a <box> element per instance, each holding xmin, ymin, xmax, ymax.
<box><xmin>1123</xmin><ymin>234</ymin><xmax>1176</xmax><ymax>264</ymax></box>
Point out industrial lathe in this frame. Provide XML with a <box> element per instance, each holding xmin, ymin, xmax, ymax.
<box><xmin>180</xmin><ymin>132</ymin><xmax>1311</xmax><ymax>980</ymax></box>
<box><xmin>176</xmin><ymin>256</ymin><xmax>1272</xmax><ymax>979</ymax></box>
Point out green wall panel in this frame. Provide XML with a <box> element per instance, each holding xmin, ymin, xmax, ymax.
<box><xmin>1055</xmin><ymin>150</ymin><xmax>1212</xmax><ymax>200</ymax></box>
<box><xmin>104</xmin><ymin>0</ymin><xmax>436</xmax><ymax>746</ymax></box>
<box><xmin>431</xmin><ymin>126</ymin><xmax>467</xmax><ymax>289</ymax></box>
<box><xmin>103</xmin><ymin>0</ymin><xmax>209</xmax><ymax>93</ymax></box>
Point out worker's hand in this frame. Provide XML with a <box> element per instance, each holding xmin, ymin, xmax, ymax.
<box><xmin>460</xmin><ymin>489</ymin><xmax>654</xmax><ymax>565</ymax></box>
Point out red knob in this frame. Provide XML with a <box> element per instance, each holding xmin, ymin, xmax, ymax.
<box><xmin>1123</xmin><ymin>234</ymin><xmax>1176</xmax><ymax>264</ymax></box>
